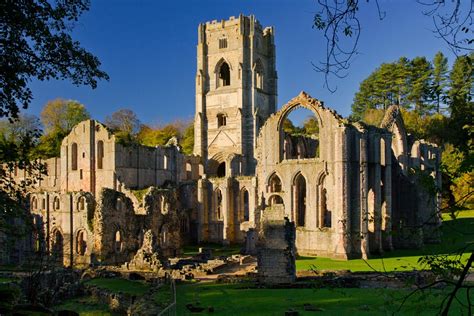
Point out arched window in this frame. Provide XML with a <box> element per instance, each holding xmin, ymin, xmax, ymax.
<box><xmin>52</xmin><ymin>229</ymin><xmax>63</xmax><ymax>262</ymax></box>
<box><xmin>186</xmin><ymin>162</ymin><xmax>192</xmax><ymax>180</ymax></box>
<box><xmin>255</xmin><ymin>60</ymin><xmax>264</xmax><ymax>90</ymax></box>
<box><xmin>53</xmin><ymin>197</ymin><xmax>60</xmax><ymax>210</ymax></box>
<box><xmin>164</xmin><ymin>155</ymin><xmax>169</xmax><ymax>170</ymax></box>
<box><xmin>269</xmin><ymin>194</ymin><xmax>284</xmax><ymax>206</ymax></box>
<box><xmin>97</xmin><ymin>140</ymin><xmax>104</xmax><ymax>169</ymax></box>
<box><xmin>241</xmin><ymin>189</ymin><xmax>249</xmax><ymax>221</ymax></box>
<box><xmin>31</xmin><ymin>196</ymin><xmax>37</xmax><ymax>210</ymax></box>
<box><xmin>76</xmin><ymin>230</ymin><xmax>87</xmax><ymax>255</ymax></box>
<box><xmin>217</xmin><ymin>162</ymin><xmax>226</xmax><ymax>178</ymax></box>
<box><xmin>114</xmin><ymin>230</ymin><xmax>123</xmax><ymax>253</ymax></box>
<box><xmin>217</xmin><ymin>113</ymin><xmax>227</xmax><ymax>127</ymax></box>
<box><xmin>78</xmin><ymin>196</ymin><xmax>85</xmax><ymax>211</ymax></box>
<box><xmin>219</xmin><ymin>62</ymin><xmax>230</xmax><ymax>86</ymax></box>
<box><xmin>160</xmin><ymin>196</ymin><xmax>169</xmax><ymax>215</ymax></box>
<box><xmin>321</xmin><ymin>188</ymin><xmax>331</xmax><ymax>228</ymax></box>
<box><xmin>71</xmin><ymin>143</ymin><xmax>78</xmax><ymax>171</ymax></box>
<box><xmin>268</xmin><ymin>173</ymin><xmax>282</xmax><ymax>193</ymax></box>
<box><xmin>160</xmin><ymin>225</ymin><xmax>169</xmax><ymax>247</ymax></box>
<box><xmin>294</xmin><ymin>173</ymin><xmax>306</xmax><ymax>227</ymax></box>
<box><xmin>281</xmin><ymin>107</ymin><xmax>320</xmax><ymax>160</ymax></box>
<box><xmin>214</xmin><ymin>189</ymin><xmax>223</xmax><ymax>220</ymax></box>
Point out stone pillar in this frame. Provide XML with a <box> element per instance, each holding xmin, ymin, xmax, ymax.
<box><xmin>382</xmin><ymin>135</ymin><xmax>393</xmax><ymax>250</ymax></box>
<box><xmin>222</xmin><ymin>180</ymin><xmax>230</xmax><ymax>244</ymax></box>
<box><xmin>373</xmin><ymin>134</ymin><xmax>383</xmax><ymax>254</ymax></box>
<box><xmin>334</xmin><ymin>128</ymin><xmax>351</xmax><ymax>259</ymax></box>
<box><xmin>359</xmin><ymin>135</ymin><xmax>369</xmax><ymax>259</ymax></box>
<box><xmin>197</xmin><ymin>179</ymin><xmax>208</xmax><ymax>243</ymax></box>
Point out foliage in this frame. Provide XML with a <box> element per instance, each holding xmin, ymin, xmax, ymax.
<box><xmin>181</xmin><ymin>122</ymin><xmax>194</xmax><ymax>155</ymax></box>
<box><xmin>1</xmin><ymin>0</ymin><xmax>108</xmax><ymax>119</ymax></box>
<box><xmin>312</xmin><ymin>0</ymin><xmax>472</xmax><ymax>91</ymax></box>
<box><xmin>33</xmin><ymin>98</ymin><xmax>90</xmax><ymax>158</ymax></box>
<box><xmin>0</xmin><ymin>114</ymin><xmax>42</xmax><ymax>144</ymax></box>
<box><xmin>431</xmin><ymin>52</ymin><xmax>449</xmax><ymax>113</ymax></box>
<box><xmin>450</xmin><ymin>171</ymin><xmax>474</xmax><ymax>209</ymax></box>
<box><xmin>104</xmin><ymin>108</ymin><xmax>141</xmax><ymax>135</ymax></box>
<box><xmin>283</xmin><ymin>117</ymin><xmax>319</xmax><ymax>137</ymax></box>
<box><xmin>351</xmin><ymin>53</ymin><xmax>463</xmax><ymax>119</ymax></box>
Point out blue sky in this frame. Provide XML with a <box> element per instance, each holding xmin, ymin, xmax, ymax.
<box><xmin>26</xmin><ymin>0</ymin><xmax>457</xmax><ymax>125</ymax></box>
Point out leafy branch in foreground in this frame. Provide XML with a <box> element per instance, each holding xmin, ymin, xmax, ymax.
<box><xmin>312</xmin><ymin>0</ymin><xmax>473</xmax><ymax>92</ymax></box>
<box><xmin>1</xmin><ymin>0</ymin><xmax>109</xmax><ymax>119</ymax></box>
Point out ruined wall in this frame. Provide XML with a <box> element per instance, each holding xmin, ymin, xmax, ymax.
<box><xmin>257</xmin><ymin>205</ymin><xmax>295</xmax><ymax>284</ymax></box>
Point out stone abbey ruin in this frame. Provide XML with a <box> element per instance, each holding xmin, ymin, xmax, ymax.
<box><xmin>2</xmin><ymin>15</ymin><xmax>441</xmax><ymax>273</ymax></box>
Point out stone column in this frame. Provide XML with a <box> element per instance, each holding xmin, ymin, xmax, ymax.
<box><xmin>373</xmin><ymin>134</ymin><xmax>383</xmax><ymax>254</ymax></box>
<box><xmin>382</xmin><ymin>135</ymin><xmax>393</xmax><ymax>250</ymax></box>
<box><xmin>359</xmin><ymin>134</ymin><xmax>369</xmax><ymax>259</ymax></box>
<box><xmin>222</xmin><ymin>180</ymin><xmax>230</xmax><ymax>244</ymax></box>
<box><xmin>334</xmin><ymin>128</ymin><xmax>351</xmax><ymax>259</ymax></box>
<box><xmin>197</xmin><ymin>179</ymin><xmax>208</xmax><ymax>243</ymax></box>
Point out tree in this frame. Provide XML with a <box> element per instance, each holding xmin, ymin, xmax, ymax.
<box><xmin>447</xmin><ymin>54</ymin><xmax>473</xmax><ymax>152</ymax></box>
<box><xmin>408</xmin><ymin>57</ymin><xmax>433</xmax><ymax>115</ymax></box>
<box><xmin>312</xmin><ymin>1</ymin><xmax>473</xmax><ymax>91</ymax></box>
<box><xmin>40</xmin><ymin>98</ymin><xmax>90</xmax><ymax>134</ymax></box>
<box><xmin>0</xmin><ymin>114</ymin><xmax>41</xmax><ymax>144</ymax></box>
<box><xmin>431</xmin><ymin>52</ymin><xmax>449</xmax><ymax>114</ymax></box>
<box><xmin>34</xmin><ymin>98</ymin><xmax>90</xmax><ymax>158</ymax></box>
<box><xmin>104</xmin><ymin>109</ymin><xmax>141</xmax><ymax>135</ymax></box>
<box><xmin>1</xmin><ymin>0</ymin><xmax>109</xmax><ymax>119</ymax></box>
<box><xmin>181</xmin><ymin>122</ymin><xmax>194</xmax><ymax>155</ymax></box>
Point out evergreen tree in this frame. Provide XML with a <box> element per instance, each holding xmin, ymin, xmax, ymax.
<box><xmin>447</xmin><ymin>54</ymin><xmax>473</xmax><ymax>153</ymax></box>
<box><xmin>408</xmin><ymin>56</ymin><xmax>433</xmax><ymax>115</ymax></box>
<box><xmin>431</xmin><ymin>52</ymin><xmax>449</xmax><ymax>114</ymax></box>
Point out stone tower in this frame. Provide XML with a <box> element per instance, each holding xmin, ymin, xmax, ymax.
<box><xmin>194</xmin><ymin>15</ymin><xmax>277</xmax><ymax>175</ymax></box>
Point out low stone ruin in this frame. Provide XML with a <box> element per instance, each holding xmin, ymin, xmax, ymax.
<box><xmin>257</xmin><ymin>204</ymin><xmax>296</xmax><ymax>284</ymax></box>
<box><xmin>123</xmin><ymin>230</ymin><xmax>162</xmax><ymax>272</ymax></box>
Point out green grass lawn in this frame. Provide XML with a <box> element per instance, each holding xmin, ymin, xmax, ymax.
<box><xmin>55</xmin><ymin>296</ymin><xmax>115</xmax><ymax>316</ymax></box>
<box><xmin>182</xmin><ymin>243</ymin><xmax>242</xmax><ymax>257</ymax></box>
<box><xmin>84</xmin><ymin>278</ymin><xmax>150</xmax><ymax>296</ymax></box>
<box><xmin>296</xmin><ymin>209</ymin><xmax>474</xmax><ymax>272</ymax></box>
<box><xmin>177</xmin><ymin>282</ymin><xmax>471</xmax><ymax>315</ymax></box>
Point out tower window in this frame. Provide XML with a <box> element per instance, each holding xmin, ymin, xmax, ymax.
<box><xmin>217</xmin><ymin>114</ymin><xmax>227</xmax><ymax>127</ymax></box>
<box><xmin>219</xmin><ymin>62</ymin><xmax>230</xmax><ymax>86</ymax></box>
<box><xmin>219</xmin><ymin>38</ymin><xmax>227</xmax><ymax>49</ymax></box>
<box><xmin>71</xmin><ymin>143</ymin><xmax>78</xmax><ymax>171</ymax></box>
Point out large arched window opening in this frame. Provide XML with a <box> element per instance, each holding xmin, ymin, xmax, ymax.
<box><xmin>240</xmin><ymin>189</ymin><xmax>250</xmax><ymax>221</ymax></box>
<box><xmin>31</xmin><ymin>196</ymin><xmax>37</xmax><ymax>210</ymax></box>
<box><xmin>97</xmin><ymin>140</ymin><xmax>104</xmax><ymax>169</ymax></box>
<box><xmin>219</xmin><ymin>62</ymin><xmax>231</xmax><ymax>87</ymax></box>
<box><xmin>71</xmin><ymin>143</ymin><xmax>78</xmax><ymax>171</ymax></box>
<box><xmin>321</xmin><ymin>187</ymin><xmax>331</xmax><ymax>228</ymax></box>
<box><xmin>214</xmin><ymin>188</ymin><xmax>223</xmax><ymax>220</ymax></box>
<box><xmin>294</xmin><ymin>173</ymin><xmax>306</xmax><ymax>227</ymax></box>
<box><xmin>76</xmin><ymin>230</ymin><xmax>87</xmax><ymax>255</ymax></box>
<box><xmin>114</xmin><ymin>230</ymin><xmax>123</xmax><ymax>253</ymax></box>
<box><xmin>281</xmin><ymin>107</ymin><xmax>320</xmax><ymax>160</ymax></box>
<box><xmin>268</xmin><ymin>173</ymin><xmax>282</xmax><ymax>193</ymax></box>
<box><xmin>217</xmin><ymin>162</ymin><xmax>226</xmax><ymax>178</ymax></box>
<box><xmin>52</xmin><ymin>229</ymin><xmax>63</xmax><ymax>262</ymax></box>
<box><xmin>254</xmin><ymin>60</ymin><xmax>264</xmax><ymax>90</ymax></box>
